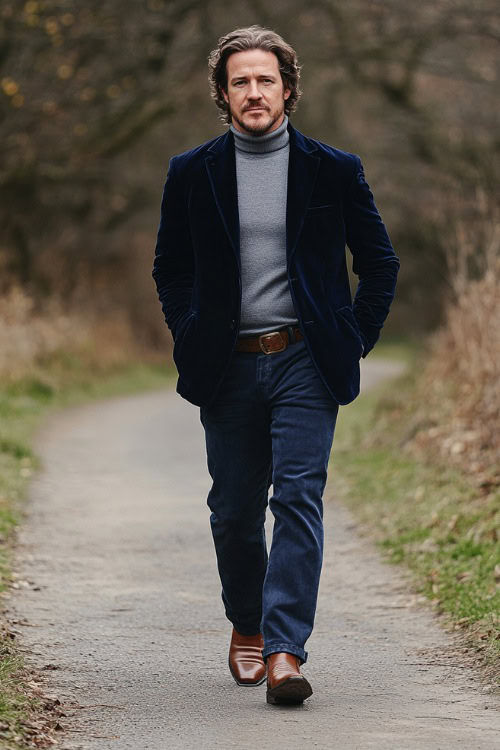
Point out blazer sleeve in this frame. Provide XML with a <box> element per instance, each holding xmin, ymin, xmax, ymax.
<box><xmin>344</xmin><ymin>154</ymin><xmax>400</xmax><ymax>357</ymax></box>
<box><xmin>152</xmin><ymin>156</ymin><xmax>195</xmax><ymax>338</ymax></box>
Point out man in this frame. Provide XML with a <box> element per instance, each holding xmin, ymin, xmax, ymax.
<box><xmin>152</xmin><ymin>25</ymin><xmax>399</xmax><ymax>705</ymax></box>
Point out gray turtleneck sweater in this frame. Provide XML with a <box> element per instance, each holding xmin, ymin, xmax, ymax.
<box><xmin>229</xmin><ymin>115</ymin><xmax>299</xmax><ymax>336</ymax></box>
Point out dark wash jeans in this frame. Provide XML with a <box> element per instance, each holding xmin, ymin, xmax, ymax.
<box><xmin>199</xmin><ymin>335</ymin><xmax>339</xmax><ymax>664</ymax></box>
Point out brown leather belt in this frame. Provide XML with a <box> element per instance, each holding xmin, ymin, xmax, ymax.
<box><xmin>234</xmin><ymin>326</ymin><xmax>303</xmax><ymax>354</ymax></box>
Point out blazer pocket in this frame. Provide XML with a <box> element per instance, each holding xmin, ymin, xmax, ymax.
<box><xmin>172</xmin><ymin>308</ymin><xmax>196</xmax><ymax>342</ymax></box>
<box><xmin>305</xmin><ymin>204</ymin><xmax>336</xmax><ymax>216</ymax></box>
<box><xmin>334</xmin><ymin>305</ymin><xmax>364</xmax><ymax>356</ymax></box>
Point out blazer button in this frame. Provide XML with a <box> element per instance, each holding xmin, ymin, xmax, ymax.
<box><xmin>229</xmin><ymin>319</ymin><xmax>235</xmax><ymax>329</ymax></box>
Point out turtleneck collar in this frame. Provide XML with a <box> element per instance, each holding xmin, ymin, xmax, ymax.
<box><xmin>230</xmin><ymin>114</ymin><xmax>289</xmax><ymax>154</ymax></box>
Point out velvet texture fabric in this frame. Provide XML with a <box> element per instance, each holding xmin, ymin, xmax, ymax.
<box><xmin>152</xmin><ymin>120</ymin><xmax>400</xmax><ymax>407</ymax></box>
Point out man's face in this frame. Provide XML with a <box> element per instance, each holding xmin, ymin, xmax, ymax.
<box><xmin>222</xmin><ymin>48</ymin><xmax>291</xmax><ymax>136</ymax></box>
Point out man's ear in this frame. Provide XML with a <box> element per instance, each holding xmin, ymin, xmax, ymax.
<box><xmin>221</xmin><ymin>87</ymin><xmax>229</xmax><ymax>104</ymax></box>
<box><xmin>284</xmin><ymin>88</ymin><xmax>291</xmax><ymax>101</ymax></box>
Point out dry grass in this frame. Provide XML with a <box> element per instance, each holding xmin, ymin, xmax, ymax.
<box><xmin>0</xmin><ymin>285</ymin><xmax>165</xmax><ymax>385</ymax></box>
<box><xmin>406</xmin><ymin>211</ymin><xmax>499</xmax><ymax>488</ymax></box>
<box><xmin>0</xmin><ymin>286</ymin><xmax>86</xmax><ymax>378</ymax></box>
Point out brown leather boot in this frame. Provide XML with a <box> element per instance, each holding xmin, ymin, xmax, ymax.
<box><xmin>228</xmin><ymin>628</ymin><xmax>266</xmax><ymax>686</ymax></box>
<box><xmin>266</xmin><ymin>652</ymin><xmax>313</xmax><ymax>704</ymax></box>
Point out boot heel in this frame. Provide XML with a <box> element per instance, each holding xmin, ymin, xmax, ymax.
<box><xmin>266</xmin><ymin>653</ymin><xmax>313</xmax><ymax>705</ymax></box>
<box><xmin>266</xmin><ymin>677</ymin><xmax>313</xmax><ymax>705</ymax></box>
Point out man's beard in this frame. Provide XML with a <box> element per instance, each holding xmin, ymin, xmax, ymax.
<box><xmin>230</xmin><ymin>103</ymin><xmax>284</xmax><ymax>136</ymax></box>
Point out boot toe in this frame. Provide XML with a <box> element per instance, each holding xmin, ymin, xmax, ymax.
<box><xmin>228</xmin><ymin>629</ymin><xmax>266</xmax><ymax>686</ymax></box>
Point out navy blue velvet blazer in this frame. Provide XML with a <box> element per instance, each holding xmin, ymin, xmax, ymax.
<box><xmin>152</xmin><ymin>119</ymin><xmax>400</xmax><ymax>407</ymax></box>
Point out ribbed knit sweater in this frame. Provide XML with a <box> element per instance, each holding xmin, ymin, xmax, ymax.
<box><xmin>229</xmin><ymin>115</ymin><xmax>299</xmax><ymax>336</ymax></box>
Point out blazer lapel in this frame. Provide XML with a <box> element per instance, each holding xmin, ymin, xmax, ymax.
<box><xmin>286</xmin><ymin>121</ymin><xmax>320</xmax><ymax>268</ymax></box>
<box><xmin>205</xmin><ymin>131</ymin><xmax>240</xmax><ymax>268</ymax></box>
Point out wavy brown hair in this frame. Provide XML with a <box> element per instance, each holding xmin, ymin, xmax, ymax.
<box><xmin>208</xmin><ymin>25</ymin><xmax>302</xmax><ymax>125</ymax></box>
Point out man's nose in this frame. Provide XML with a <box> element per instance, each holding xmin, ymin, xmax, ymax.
<box><xmin>247</xmin><ymin>80</ymin><xmax>262</xmax><ymax>99</ymax></box>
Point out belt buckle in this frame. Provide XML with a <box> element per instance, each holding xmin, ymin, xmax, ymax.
<box><xmin>258</xmin><ymin>330</ymin><xmax>286</xmax><ymax>354</ymax></box>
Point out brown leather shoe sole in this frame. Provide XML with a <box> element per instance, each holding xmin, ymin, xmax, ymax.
<box><xmin>228</xmin><ymin>656</ymin><xmax>267</xmax><ymax>687</ymax></box>
<box><xmin>266</xmin><ymin>676</ymin><xmax>313</xmax><ymax>704</ymax></box>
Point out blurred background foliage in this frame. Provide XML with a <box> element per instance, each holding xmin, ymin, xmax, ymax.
<box><xmin>0</xmin><ymin>0</ymin><xmax>498</xmax><ymax>356</ymax></box>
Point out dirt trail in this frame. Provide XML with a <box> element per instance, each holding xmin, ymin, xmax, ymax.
<box><xmin>10</xmin><ymin>359</ymin><xmax>499</xmax><ymax>749</ymax></box>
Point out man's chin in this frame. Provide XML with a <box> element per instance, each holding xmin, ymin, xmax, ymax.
<box><xmin>239</xmin><ymin>114</ymin><xmax>276</xmax><ymax>136</ymax></box>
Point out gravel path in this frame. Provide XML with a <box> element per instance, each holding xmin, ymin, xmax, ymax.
<box><xmin>9</xmin><ymin>359</ymin><xmax>499</xmax><ymax>749</ymax></box>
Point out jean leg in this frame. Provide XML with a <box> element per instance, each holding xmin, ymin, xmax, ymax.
<box><xmin>260</xmin><ymin>346</ymin><xmax>338</xmax><ymax>663</ymax></box>
<box><xmin>200</xmin><ymin>360</ymin><xmax>272</xmax><ymax>636</ymax></box>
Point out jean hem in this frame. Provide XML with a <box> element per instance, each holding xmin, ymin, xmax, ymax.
<box><xmin>232</xmin><ymin>625</ymin><xmax>262</xmax><ymax>637</ymax></box>
<box><xmin>229</xmin><ymin>616</ymin><xmax>262</xmax><ymax>637</ymax></box>
<box><xmin>262</xmin><ymin>642</ymin><xmax>308</xmax><ymax>665</ymax></box>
